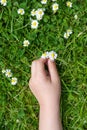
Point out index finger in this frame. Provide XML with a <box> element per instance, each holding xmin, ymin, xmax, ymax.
<box><xmin>31</xmin><ymin>58</ymin><xmax>47</xmax><ymax>78</ymax></box>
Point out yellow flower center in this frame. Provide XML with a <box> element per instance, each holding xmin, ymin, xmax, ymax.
<box><xmin>54</xmin><ymin>5</ymin><xmax>58</xmax><ymax>9</ymax></box>
<box><xmin>19</xmin><ymin>9</ymin><xmax>23</xmax><ymax>14</ymax></box>
<box><xmin>32</xmin><ymin>11</ymin><xmax>36</xmax><ymax>15</ymax></box>
<box><xmin>66</xmin><ymin>33</ymin><xmax>69</xmax><ymax>37</ymax></box>
<box><xmin>43</xmin><ymin>0</ymin><xmax>46</xmax><ymax>2</ymax></box>
<box><xmin>2</xmin><ymin>0</ymin><xmax>6</xmax><ymax>3</ymax></box>
<box><xmin>43</xmin><ymin>53</ymin><xmax>47</xmax><ymax>57</ymax></box>
<box><xmin>38</xmin><ymin>11</ymin><xmax>43</xmax><ymax>15</ymax></box>
<box><xmin>67</xmin><ymin>2</ymin><xmax>71</xmax><ymax>6</ymax></box>
<box><xmin>7</xmin><ymin>72</ymin><xmax>11</xmax><ymax>76</ymax></box>
<box><xmin>51</xmin><ymin>53</ymin><xmax>55</xmax><ymax>58</ymax></box>
<box><xmin>67</xmin><ymin>29</ymin><xmax>70</xmax><ymax>32</ymax></box>
<box><xmin>12</xmin><ymin>79</ymin><xmax>16</xmax><ymax>83</ymax></box>
<box><xmin>33</xmin><ymin>22</ymin><xmax>37</xmax><ymax>26</ymax></box>
<box><xmin>67</xmin><ymin>30</ymin><xmax>71</xmax><ymax>34</ymax></box>
<box><xmin>25</xmin><ymin>42</ymin><xmax>28</xmax><ymax>45</ymax></box>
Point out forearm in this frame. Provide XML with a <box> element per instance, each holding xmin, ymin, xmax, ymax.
<box><xmin>39</xmin><ymin>104</ymin><xmax>63</xmax><ymax>130</ymax></box>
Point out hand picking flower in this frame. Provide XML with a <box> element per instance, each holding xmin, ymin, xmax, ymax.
<box><xmin>41</xmin><ymin>52</ymin><xmax>49</xmax><ymax>59</ymax></box>
<box><xmin>41</xmin><ymin>51</ymin><xmax>57</xmax><ymax>61</ymax></box>
<box><xmin>48</xmin><ymin>51</ymin><xmax>57</xmax><ymax>61</ymax></box>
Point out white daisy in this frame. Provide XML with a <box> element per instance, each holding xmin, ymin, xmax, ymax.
<box><xmin>11</xmin><ymin>77</ymin><xmax>17</xmax><ymax>85</ymax></box>
<box><xmin>64</xmin><ymin>32</ymin><xmax>70</xmax><ymax>39</ymax></box>
<box><xmin>48</xmin><ymin>51</ymin><xmax>57</xmax><ymax>61</ymax></box>
<box><xmin>17</xmin><ymin>8</ymin><xmax>25</xmax><ymax>15</ymax></box>
<box><xmin>66</xmin><ymin>1</ymin><xmax>72</xmax><ymax>8</ymax></box>
<box><xmin>31</xmin><ymin>9</ymin><xmax>36</xmax><ymax>16</ymax></box>
<box><xmin>2</xmin><ymin>69</ymin><xmax>6</xmax><ymax>74</ymax></box>
<box><xmin>67</xmin><ymin>29</ymin><xmax>72</xmax><ymax>35</ymax></box>
<box><xmin>74</xmin><ymin>14</ymin><xmax>78</xmax><ymax>19</ymax></box>
<box><xmin>52</xmin><ymin>3</ymin><xmax>59</xmax><ymax>13</ymax></box>
<box><xmin>36</xmin><ymin>8</ymin><xmax>44</xmax><ymax>20</ymax></box>
<box><xmin>0</xmin><ymin>0</ymin><xmax>7</xmax><ymax>6</ymax></box>
<box><xmin>41</xmin><ymin>0</ymin><xmax>47</xmax><ymax>4</ymax></box>
<box><xmin>5</xmin><ymin>69</ymin><xmax>12</xmax><ymax>78</ymax></box>
<box><xmin>23</xmin><ymin>40</ymin><xmax>30</xmax><ymax>47</ymax></box>
<box><xmin>31</xmin><ymin>20</ymin><xmax>39</xmax><ymax>29</ymax></box>
<box><xmin>41</xmin><ymin>52</ymin><xmax>49</xmax><ymax>59</ymax></box>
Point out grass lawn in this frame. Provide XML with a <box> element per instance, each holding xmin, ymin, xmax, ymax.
<box><xmin>0</xmin><ymin>0</ymin><xmax>87</xmax><ymax>129</ymax></box>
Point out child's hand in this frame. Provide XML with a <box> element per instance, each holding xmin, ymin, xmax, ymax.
<box><xmin>29</xmin><ymin>58</ymin><xmax>61</xmax><ymax>107</ymax></box>
<box><xmin>29</xmin><ymin>58</ymin><xmax>63</xmax><ymax>130</ymax></box>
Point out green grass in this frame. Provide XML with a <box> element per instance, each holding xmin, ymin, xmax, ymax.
<box><xmin>0</xmin><ymin>0</ymin><xmax>87</xmax><ymax>129</ymax></box>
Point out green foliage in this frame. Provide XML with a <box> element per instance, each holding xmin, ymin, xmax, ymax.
<box><xmin>0</xmin><ymin>0</ymin><xmax>87</xmax><ymax>130</ymax></box>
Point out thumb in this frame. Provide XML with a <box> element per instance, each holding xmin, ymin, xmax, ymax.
<box><xmin>47</xmin><ymin>59</ymin><xmax>59</xmax><ymax>82</ymax></box>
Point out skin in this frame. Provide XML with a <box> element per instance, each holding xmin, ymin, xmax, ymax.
<box><xmin>29</xmin><ymin>58</ymin><xmax>63</xmax><ymax>130</ymax></box>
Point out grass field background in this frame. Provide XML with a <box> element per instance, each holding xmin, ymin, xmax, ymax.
<box><xmin>0</xmin><ymin>0</ymin><xmax>87</xmax><ymax>130</ymax></box>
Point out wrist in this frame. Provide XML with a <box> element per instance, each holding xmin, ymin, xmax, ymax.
<box><xmin>39</xmin><ymin>102</ymin><xmax>62</xmax><ymax>129</ymax></box>
<box><xmin>39</xmin><ymin>98</ymin><xmax>60</xmax><ymax>109</ymax></box>
<box><xmin>39</xmin><ymin>99</ymin><xmax>62</xmax><ymax>130</ymax></box>
<box><xmin>40</xmin><ymin>102</ymin><xmax>60</xmax><ymax>114</ymax></box>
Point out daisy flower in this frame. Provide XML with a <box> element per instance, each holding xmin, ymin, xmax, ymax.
<box><xmin>5</xmin><ymin>69</ymin><xmax>12</xmax><ymax>78</ymax></box>
<box><xmin>48</xmin><ymin>51</ymin><xmax>57</xmax><ymax>61</ymax></box>
<box><xmin>36</xmin><ymin>8</ymin><xmax>44</xmax><ymax>20</ymax></box>
<box><xmin>11</xmin><ymin>77</ymin><xmax>17</xmax><ymax>85</ymax></box>
<box><xmin>52</xmin><ymin>3</ymin><xmax>59</xmax><ymax>13</ymax></box>
<box><xmin>31</xmin><ymin>9</ymin><xmax>36</xmax><ymax>16</ymax></box>
<box><xmin>67</xmin><ymin>29</ymin><xmax>72</xmax><ymax>35</ymax></box>
<box><xmin>2</xmin><ymin>69</ymin><xmax>6</xmax><ymax>74</ymax></box>
<box><xmin>74</xmin><ymin>14</ymin><xmax>78</xmax><ymax>19</ymax></box>
<box><xmin>41</xmin><ymin>52</ymin><xmax>49</xmax><ymax>59</ymax></box>
<box><xmin>66</xmin><ymin>1</ymin><xmax>72</xmax><ymax>8</ymax></box>
<box><xmin>23</xmin><ymin>40</ymin><xmax>30</xmax><ymax>47</ymax></box>
<box><xmin>64</xmin><ymin>32</ymin><xmax>70</xmax><ymax>39</ymax></box>
<box><xmin>41</xmin><ymin>0</ymin><xmax>47</xmax><ymax>4</ymax></box>
<box><xmin>31</xmin><ymin>20</ymin><xmax>39</xmax><ymax>29</ymax></box>
<box><xmin>17</xmin><ymin>8</ymin><xmax>25</xmax><ymax>15</ymax></box>
<box><xmin>0</xmin><ymin>0</ymin><xmax>7</xmax><ymax>6</ymax></box>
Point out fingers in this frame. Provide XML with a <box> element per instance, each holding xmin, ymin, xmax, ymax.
<box><xmin>31</xmin><ymin>58</ymin><xmax>60</xmax><ymax>83</ymax></box>
<box><xmin>31</xmin><ymin>58</ymin><xmax>47</xmax><ymax>78</ymax></box>
<box><xmin>47</xmin><ymin>59</ymin><xmax>59</xmax><ymax>83</ymax></box>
